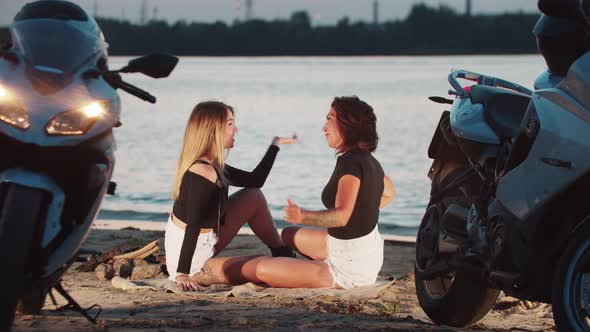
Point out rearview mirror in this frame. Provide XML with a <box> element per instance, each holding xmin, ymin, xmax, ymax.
<box><xmin>120</xmin><ymin>53</ymin><xmax>179</xmax><ymax>78</ymax></box>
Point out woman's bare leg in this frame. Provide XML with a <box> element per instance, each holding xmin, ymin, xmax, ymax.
<box><xmin>192</xmin><ymin>255</ymin><xmax>266</xmax><ymax>286</ymax></box>
<box><xmin>255</xmin><ymin>257</ymin><xmax>334</xmax><ymax>288</ymax></box>
<box><xmin>214</xmin><ymin>188</ymin><xmax>283</xmax><ymax>254</ymax></box>
<box><xmin>281</xmin><ymin>226</ymin><xmax>328</xmax><ymax>261</ymax></box>
<box><xmin>193</xmin><ymin>255</ymin><xmax>334</xmax><ymax>288</ymax></box>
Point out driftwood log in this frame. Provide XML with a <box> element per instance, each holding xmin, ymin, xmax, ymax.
<box><xmin>76</xmin><ymin>242</ymin><xmax>136</xmax><ymax>272</ymax></box>
<box><xmin>76</xmin><ymin>239</ymin><xmax>166</xmax><ymax>281</ymax></box>
<box><xmin>112</xmin><ymin>239</ymin><xmax>159</xmax><ymax>260</ymax></box>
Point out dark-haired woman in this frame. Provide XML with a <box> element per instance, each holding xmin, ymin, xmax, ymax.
<box><xmin>191</xmin><ymin>96</ymin><xmax>395</xmax><ymax>289</ymax></box>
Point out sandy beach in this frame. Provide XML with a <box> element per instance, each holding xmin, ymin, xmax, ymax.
<box><xmin>13</xmin><ymin>221</ymin><xmax>555</xmax><ymax>331</ymax></box>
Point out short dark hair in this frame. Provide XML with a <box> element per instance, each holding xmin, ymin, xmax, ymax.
<box><xmin>331</xmin><ymin>96</ymin><xmax>378</xmax><ymax>152</ymax></box>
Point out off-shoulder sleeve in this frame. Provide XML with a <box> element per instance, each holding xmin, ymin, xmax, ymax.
<box><xmin>224</xmin><ymin>145</ymin><xmax>279</xmax><ymax>188</ymax></box>
<box><xmin>176</xmin><ymin>175</ymin><xmax>217</xmax><ymax>275</ymax></box>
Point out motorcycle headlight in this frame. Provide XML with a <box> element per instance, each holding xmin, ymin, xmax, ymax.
<box><xmin>0</xmin><ymin>84</ymin><xmax>30</xmax><ymax>130</ymax></box>
<box><xmin>46</xmin><ymin>101</ymin><xmax>108</xmax><ymax>136</ymax></box>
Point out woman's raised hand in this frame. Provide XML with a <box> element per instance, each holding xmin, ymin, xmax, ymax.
<box><xmin>380</xmin><ymin>175</ymin><xmax>396</xmax><ymax>209</ymax></box>
<box><xmin>272</xmin><ymin>133</ymin><xmax>298</xmax><ymax>146</ymax></box>
<box><xmin>176</xmin><ymin>274</ymin><xmax>203</xmax><ymax>292</ymax></box>
<box><xmin>284</xmin><ymin>198</ymin><xmax>304</xmax><ymax>224</ymax></box>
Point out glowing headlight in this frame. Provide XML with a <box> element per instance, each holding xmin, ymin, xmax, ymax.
<box><xmin>82</xmin><ymin>102</ymin><xmax>105</xmax><ymax>118</ymax></box>
<box><xmin>0</xmin><ymin>84</ymin><xmax>30</xmax><ymax>130</ymax></box>
<box><xmin>46</xmin><ymin>101</ymin><xmax>108</xmax><ymax>136</ymax></box>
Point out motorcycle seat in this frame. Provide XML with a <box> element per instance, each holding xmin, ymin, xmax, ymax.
<box><xmin>469</xmin><ymin>85</ymin><xmax>531</xmax><ymax>140</ymax></box>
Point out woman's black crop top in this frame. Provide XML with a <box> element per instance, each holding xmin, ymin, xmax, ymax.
<box><xmin>172</xmin><ymin>145</ymin><xmax>279</xmax><ymax>274</ymax></box>
<box><xmin>321</xmin><ymin>150</ymin><xmax>384</xmax><ymax>240</ymax></box>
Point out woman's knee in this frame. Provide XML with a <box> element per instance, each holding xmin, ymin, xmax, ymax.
<box><xmin>243</xmin><ymin>187</ymin><xmax>263</xmax><ymax>197</ymax></box>
<box><xmin>254</xmin><ymin>257</ymin><xmax>274</xmax><ymax>282</ymax></box>
<box><xmin>238</xmin><ymin>188</ymin><xmax>267</xmax><ymax>206</ymax></box>
<box><xmin>281</xmin><ymin>226</ymin><xmax>300</xmax><ymax>247</ymax></box>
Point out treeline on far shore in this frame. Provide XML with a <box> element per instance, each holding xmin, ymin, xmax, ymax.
<box><xmin>0</xmin><ymin>4</ymin><xmax>540</xmax><ymax>56</ymax></box>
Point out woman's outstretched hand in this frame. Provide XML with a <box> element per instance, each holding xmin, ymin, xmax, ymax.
<box><xmin>176</xmin><ymin>274</ymin><xmax>203</xmax><ymax>292</ymax></box>
<box><xmin>284</xmin><ymin>198</ymin><xmax>304</xmax><ymax>224</ymax></box>
<box><xmin>272</xmin><ymin>133</ymin><xmax>298</xmax><ymax>146</ymax></box>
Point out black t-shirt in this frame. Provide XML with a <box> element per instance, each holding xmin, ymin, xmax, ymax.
<box><xmin>172</xmin><ymin>145</ymin><xmax>279</xmax><ymax>274</ymax></box>
<box><xmin>321</xmin><ymin>150</ymin><xmax>384</xmax><ymax>240</ymax></box>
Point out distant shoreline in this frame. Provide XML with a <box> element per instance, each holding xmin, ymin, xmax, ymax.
<box><xmin>0</xmin><ymin>4</ymin><xmax>540</xmax><ymax>56</ymax></box>
<box><xmin>100</xmin><ymin>53</ymin><xmax>540</xmax><ymax>58</ymax></box>
<box><xmin>92</xmin><ymin>219</ymin><xmax>416</xmax><ymax>244</ymax></box>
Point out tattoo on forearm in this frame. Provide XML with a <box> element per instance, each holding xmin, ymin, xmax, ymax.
<box><xmin>302</xmin><ymin>210</ymin><xmax>344</xmax><ymax>228</ymax></box>
<box><xmin>192</xmin><ymin>262</ymin><xmax>221</xmax><ymax>286</ymax></box>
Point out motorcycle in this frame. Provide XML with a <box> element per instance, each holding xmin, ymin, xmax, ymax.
<box><xmin>0</xmin><ymin>1</ymin><xmax>178</xmax><ymax>330</ymax></box>
<box><xmin>414</xmin><ymin>0</ymin><xmax>590</xmax><ymax>330</ymax></box>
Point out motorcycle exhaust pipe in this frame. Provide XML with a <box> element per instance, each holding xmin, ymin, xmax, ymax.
<box><xmin>438</xmin><ymin>203</ymin><xmax>469</xmax><ymax>254</ymax></box>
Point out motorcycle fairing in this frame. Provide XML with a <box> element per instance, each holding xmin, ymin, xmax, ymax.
<box><xmin>488</xmin><ymin>169</ymin><xmax>590</xmax><ymax>302</ymax></box>
<box><xmin>497</xmin><ymin>90</ymin><xmax>590</xmax><ymax>220</ymax></box>
<box><xmin>558</xmin><ymin>50</ymin><xmax>590</xmax><ymax>112</ymax></box>
<box><xmin>10</xmin><ymin>19</ymin><xmax>108</xmax><ymax>76</ymax></box>
<box><xmin>450</xmin><ymin>97</ymin><xmax>501</xmax><ymax>145</ymax></box>
<box><xmin>469</xmin><ymin>85</ymin><xmax>531</xmax><ymax>140</ymax></box>
<box><xmin>0</xmin><ymin>60</ymin><xmax>121</xmax><ymax>147</ymax></box>
<box><xmin>0</xmin><ymin>168</ymin><xmax>64</xmax><ymax>248</ymax></box>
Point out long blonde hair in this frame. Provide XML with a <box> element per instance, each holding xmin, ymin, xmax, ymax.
<box><xmin>172</xmin><ymin>101</ymin><xmax>233</xmax><ymax>200</ymax></box>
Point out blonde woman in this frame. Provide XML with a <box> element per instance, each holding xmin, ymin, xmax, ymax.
<box><xmin>165</xmin><ymin>101</ymin><xmax>297</xmax><ymax>291</ymax></box>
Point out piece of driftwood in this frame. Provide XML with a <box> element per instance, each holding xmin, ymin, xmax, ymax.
<box><xmin>133</xmin><ymin>258</ymin><xmax>148</xmax><ymax>266</ymax></box>
<box><xmin>76</xmin><ymin>242</ymin><xmax>136</xmax><ymax>272</ymax></box>
<box><xmin>80</xmin><ymin>238</ymin><xmax>166</xmax><ymax>281</ymax></box>
<box><xmin>130</xmin><ymin>264</ymin><xmax>164</xmax><ymax>280</ymax></box>
<box><xmin>113</xmin><ymin>259</ymin><xmax>133</xmax><ymax>278</ymax></box>
<box><xmin>95</xmin><ymin>263</ymin><xmax>115</xmax><ymax>281</ymax></box>
<box><xmin>113</xmin><ymin>239</ymin><xmax>159</xmax><ymax>260</ymax></box>
<box><xmin>145</xmin><ymin>254</ymin><xmax>165</xmax><ymax>264</ymax></box>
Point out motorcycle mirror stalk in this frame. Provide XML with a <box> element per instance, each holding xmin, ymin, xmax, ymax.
<box><xmin>448</xmin><ymin>90</ymin><xmax>465</xmax><ymax>97</ymax></box>
<box><xmin>428</xmin><ymin>96</ymin><xmax>454</xmax><ymax>104</ymax></box>
<box><xmin>82</xmin><ymin>54</ymin><xmax>178</xmax><ymax>104</ymax></box>
<box><xmin>83</xmin><ymin>53</ymin><xmax>179</xmax><ymax>79</ymax></box>
<box><xmin>82</xmin><ymin>53</ymin><xmax>178</xmax><ymax>103</ymax></box>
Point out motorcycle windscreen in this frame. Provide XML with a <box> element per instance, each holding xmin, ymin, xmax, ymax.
<box><xmin>10</xmin><ymin>19</ymin><xmax>107</xmax><ymax>75</ymax></box>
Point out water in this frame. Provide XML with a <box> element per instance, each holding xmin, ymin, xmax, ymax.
<box><xmin>99</xmin><ymin>55</ymin><xmax>545</xmax><ymax>236</ymax></box>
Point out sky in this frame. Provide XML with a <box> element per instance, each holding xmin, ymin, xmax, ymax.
<box><xmin>0</xmin><ymin>0</ymin><xmax>539</xmax><ymax>27</ymax></box>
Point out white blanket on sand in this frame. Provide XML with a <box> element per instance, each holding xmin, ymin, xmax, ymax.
<box><xmin>111</xmin><ymin>276</ymin><xmax>397</xmax><ymax>302</ymax></box>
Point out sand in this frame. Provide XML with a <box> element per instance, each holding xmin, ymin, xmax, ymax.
<box><xmin>12</xmin><ymin>222</ymin><xmax>555</xmax><ymax>331</ymax></box>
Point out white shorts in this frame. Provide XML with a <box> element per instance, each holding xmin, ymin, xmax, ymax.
<box><xmin>326</xmin><ymin>225</ymin><xmax>384</xmax><ymax>289</ymax></box>
<box><xmin>164</xmin><ymin>217</ymin><xmax>218</xmax><ymax>280</ymax></box>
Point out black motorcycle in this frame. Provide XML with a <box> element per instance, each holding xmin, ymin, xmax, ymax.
<box><xmin>414</xmin><ymin>0</ymin><xmax>590</xmax><ymax>330</ymax></box>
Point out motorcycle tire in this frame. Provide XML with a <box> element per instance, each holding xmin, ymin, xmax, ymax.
<box><xmin>0</xmin><ymin>184</ymin><xmax>45</xmax><ymax>332</ymax></box>
<box><xmin>16</xmin><ymin>285</ymin><xmax>50</xmax><ymax>314</ymax></box>
<box><xmin>415</xmin><ymin>197</ymin><xmax>499</xmax><ymax>328</ymax></box>
<box><xmin>415</xmin><ymin>268</ymin><xmax>500</xmax><ymax>327</ymax></box>
<box><xmin>551</xmin><ymin>219</ymin><xmax>590</xmax><ymax>332</ymax></box>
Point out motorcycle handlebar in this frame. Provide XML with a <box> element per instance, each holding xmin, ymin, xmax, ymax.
<box><xmin>448</xmin><ymin>69</ymin><xmax>533</xmax><ymax>97</ymax></box>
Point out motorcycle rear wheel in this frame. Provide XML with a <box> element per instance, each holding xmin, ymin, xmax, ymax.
<box><xmin>415</xmin><ymin>201</ymin><xmax>499</xmax><ymax>327</ymax></box>
<box><xmin>552</xmin><ymin>219</ymin><xmax>590</xmax><ymax>332</ymax></box>
<box><xmin>0</xmin><ymin>184</ymin><xmax>45</xmax><ymax>331</ymax></box>
<box><xmin>415</xmin><ymin>268</ymin><xmax>500</xmax><ymax>327</ymax></box>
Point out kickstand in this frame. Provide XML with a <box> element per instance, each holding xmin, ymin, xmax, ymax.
<box><xmin>49</xmin><ymin>282</ymin><xmax>102</xmax><ymax>325</ymax></box>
